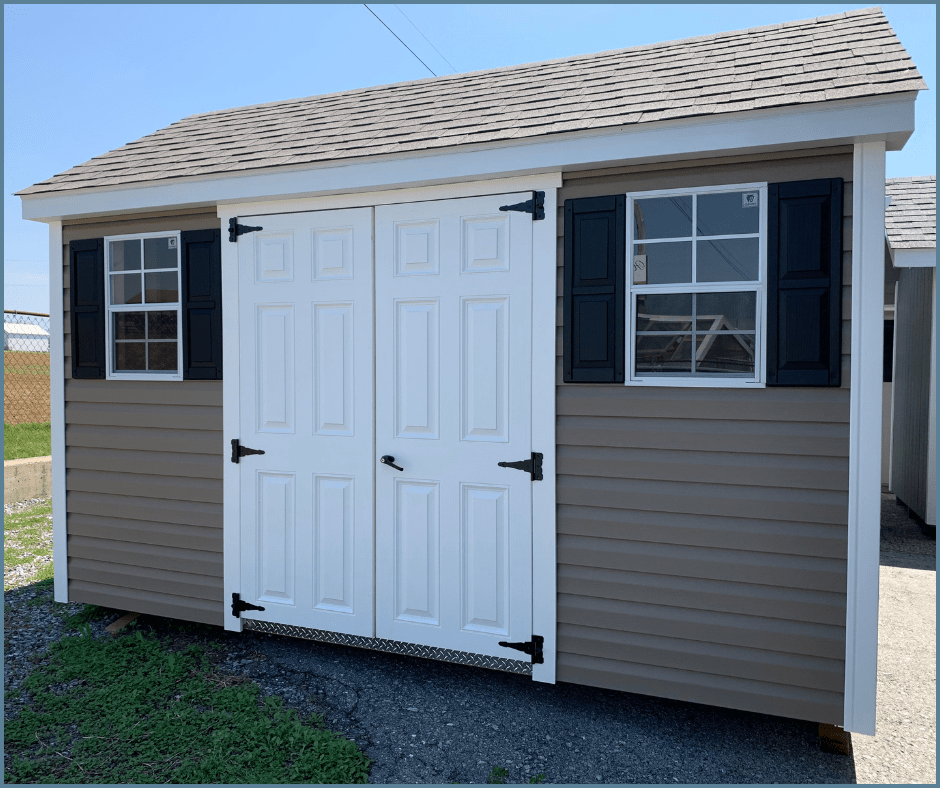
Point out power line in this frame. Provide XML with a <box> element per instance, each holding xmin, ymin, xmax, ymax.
<box><xmin>363</xmin><ymin>4</ymin><xmax>436</xmax><ymax>77</ymax></box>
<box><xmin>394</xmin><ymin>4</ymin><xmax>457</xmax><ymax>74</ymax></box>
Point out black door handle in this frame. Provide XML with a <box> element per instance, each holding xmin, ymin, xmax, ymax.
<box><xmin>380</xmin><ymin>455</ymin><xmax>404</xmax><ymax>472</ymax></box>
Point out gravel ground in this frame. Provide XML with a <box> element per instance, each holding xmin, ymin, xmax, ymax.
<box><xmin>851</xmin><ymin>494</ymin><xmax>936</xmax><ymax>785</ymax></box>
<box><xmin>4</xmin><ymin>494</ymin><xmax>935</xmax><ymax>784</ymax></box>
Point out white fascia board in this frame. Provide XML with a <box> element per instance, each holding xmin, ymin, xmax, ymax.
<box><xmin>48</xmin><ymin>221</ymin><xmax>67</xmax><ymax>603</ymax></box>
<box><xmin>21</xmin><ymin>93</ymin><xmax>916</xmax><ymax>223</ymax></box>
<box><xmin>890</xmin><ymin>247</ymin><xmax>936</xmax><ymax>268</ymax></box>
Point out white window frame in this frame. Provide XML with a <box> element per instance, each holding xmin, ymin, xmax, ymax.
<box><xmin>104</xmin><ymin>230</ymin><xmax>183</xmax><ymax>381</ymax></box>
<box><xmin>625</xmin><ymin>182</ymin><xmax>768</xmax><ymax>388</ymax></box>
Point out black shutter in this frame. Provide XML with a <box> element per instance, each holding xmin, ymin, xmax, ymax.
<box><xmin>69</xmin><ymin>238</ymin><xmax>106</xmax><ymax>379</ymax></box>
<box><xmin>180</xmin><ymin>229</ymin><xmax>223</xmax><ymax>380</ymax></box>
<box><xmin>767</xmin><ymin>178</ymin><xmax>843</xmax><ymax>387</ymax></box>
<box><xmin>563</xmin><ymin>195</ymin><xmax>626</xmax><ymax>383</ymax></box>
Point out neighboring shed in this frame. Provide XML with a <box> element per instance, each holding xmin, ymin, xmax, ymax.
<box><xmin>4</xmin><ymin>321</ymin><xmax>50</xmax><ymax>352</ymax></box>
<box><xmin>17</xmin><ymin>7</ymin><xmax>927</xmax><ymax>737</ymax></box>
<box><xmin>885</xmin><ymin>175</ymin><xmax>936</xmax><ymax>527</ymax></box>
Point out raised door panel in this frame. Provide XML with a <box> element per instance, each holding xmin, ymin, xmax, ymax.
<box><xmin>256</xmin><ymin>471</ymin><xmax>295</xmax><ymax>605</ymax></box>
<box><xmin>395</xmin><ymin>300</ymin><xmax>440</xmax><ymax>440</ymax></box>
<box><xmin>461</xmin><ymin>483</ymin><xmax>510</xmax><ymax>635</ymax></box>
<box><xmin>313</xmin><ymin>475</ymin><xmax>355</xmax><ymax>613</ymax></box>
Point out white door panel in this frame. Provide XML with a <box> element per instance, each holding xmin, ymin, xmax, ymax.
<box><xmin>375</xmin><ymin>194</ymin><xmax>534</xmax><ymax>660</ymax></box>
<box><xmin>238</xmin><ymin>208</ymin><xmax>374</xmax><ymax>636</ymax></box>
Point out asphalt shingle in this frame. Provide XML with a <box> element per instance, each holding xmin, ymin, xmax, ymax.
<box><xmin>885</xmin><ymin>176</ymin><xmax>936</xmax><ymax>250</ymax></box>
<box><xmin>18</xmin><ymin>6</ymin><xmax>927</xmax><ymax>196</ymax></box>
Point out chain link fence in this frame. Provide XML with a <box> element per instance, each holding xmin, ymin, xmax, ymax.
<box><xmin>4</xmin><ymin>310</ymin><xmax>51</xmax><ymax>426</ymax></box>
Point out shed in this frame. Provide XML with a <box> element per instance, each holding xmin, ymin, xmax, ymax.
<box><xmin>885</xmin><ymin>176</ymin><xmax>936</xmax><ymax>528</ymax></box>
<box><xmin>17</xmin><ymin>7</ymin><xmax>927</xmax><ymax>737</ymax></box>
<box><xmin>3</xmin><ymin>321</ymin><xmax>50</xmax><ymax>352</ymax></box>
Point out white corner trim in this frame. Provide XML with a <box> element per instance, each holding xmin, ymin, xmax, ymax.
<box><xmin>49</xmin><ymin>221</ymin><xmax>67</xmax><ymax>603</ymax></box>
<box><xmin>221</xmin><ymin>220</ymin><xmax>242</xmax><ymax>632</ymax></box>
<box><xmin>21</xmin><ymin>94</ymin><xmax>916</xmax><ymax>223</ymax></box>
<box><xmin>926</xmin><ymin>274</ymin><xmax>937</xmax><ymax>526</ymax></box>
<box><xmin>890</xmin><ymin>247</ymin><xmax>936</xmax><ymax>268</ymax></box>
<box><xmin>531</xmin><ymin>187</ymin><xmax>558</xmax><ymax>684</ymax></box>
<box><xmin>844</xmin><ymin>140</ymin><xmax>886</xmax><ymax>735</ymax></box>
<box><xmin>217</xmin><ymin>173</ymin><xmax>563</xmax><ymax>220</ymax></box>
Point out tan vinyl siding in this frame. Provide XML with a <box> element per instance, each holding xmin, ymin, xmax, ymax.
<box><xmin>890</xmin><ymin>267</ymin><xmax>934</xmax><ymax>519</ymax></box>
<box><xmin>62</xmin><ymin>212</ymin><xmax>224</xmax><ymax>626</ymax></box>
<box><xmin>555</xmin><ymin>148</ymin><xmax>851</xmax><ymax>725</ymax></box>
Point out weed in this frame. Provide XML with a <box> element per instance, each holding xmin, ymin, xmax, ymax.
<box><xmin>5</xmin><ymin>627</ymin><xmax>371</xmax><ymax>783</ymax></box>
<box><xmin>63</xmin><ymin>604</ymin><xmax>114</xmax><ymax>631</ymax></box>
<box><xmin>4</xmin><ymin>501</ymin><xmax>53</xmax><ymax>589</ymax></box>
<box><xmin>488</xmin><ymin>766</ymin><xmax>509</xmax><ymax>784</ymax></box>
<box><xmin>529</xmin><ymin>773</ymin><xmax>547</xmax><ymax>784</ymax></box>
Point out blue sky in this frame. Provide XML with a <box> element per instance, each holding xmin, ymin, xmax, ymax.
<box><xmin>4</xmin><ymin>3</ymin><xmax>936</xmax><ymax>313</ymax></box>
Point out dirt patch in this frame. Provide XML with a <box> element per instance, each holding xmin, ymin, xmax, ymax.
<box><xmin>4</xmin><ymin>352</ymin><xmax>50</xmax><ymax>425</ymax></box>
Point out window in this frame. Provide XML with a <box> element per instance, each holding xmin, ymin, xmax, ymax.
<box><xmin>104</xmin><ymin>231</ymin><xmax>183</xmax><ymax>380</ymax></box>
<box><xmin>626</xmin><ymin>184</ymin><xmax>767</xmax><ymax>387</ymax></box>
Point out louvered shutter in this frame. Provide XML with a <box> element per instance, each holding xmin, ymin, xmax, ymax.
<box><xmin>69</xmin><ymin>238</ymin><xmax>106</xmax><ymax>379</ymax></box>
<box><xmin>180</xmin><ymin>229</ymin><xmax>223</xmax><ymax>380</ymax></box>
<box><xmin>563</xmin><ymin>195</ymin><xmax>626</xmax><ymax>383</ymax></box>
<box><xmin>767</xmin><ymin>178</ymin><xmax>843</xmax><ymax>387</ymax></box>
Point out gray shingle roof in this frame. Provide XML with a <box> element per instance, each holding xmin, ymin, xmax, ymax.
<box><xmin>886</xmin><ymin>176</ymin><xmax>936</xmax><ymax>249</ymax></box>
<box><xmin>19</xmin><ymin>6</ymin><xmax>927</xmax><ymax>196</ymax></box>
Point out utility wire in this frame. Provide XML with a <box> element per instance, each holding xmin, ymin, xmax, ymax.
<box><xmin>394</xmin><ymin>4</ymin><xmax>458</xmax><ymax>74</ymax></box>
<box><xmin>363</xmin><ymin>4</ymin><xmax>437</xmax><ymax>77</ymax></box>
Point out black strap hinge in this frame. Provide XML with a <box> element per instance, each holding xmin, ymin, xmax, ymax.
<box><xmin>231</xmin><ymin>593</ymin><xmax>265</xmax><ymax>618</ymax></box>
<box><xmin>228</xmin><ymin>217</ymin><xmax>264</xmax><ymax>242</ymax></box>
<box><xmin>231</xmin><ymin>439</ymin><xmax>265</xmax><ymax>464</ymax></box>
<box><xmin>499</xmin><ymin>191</ymin><xmax>545</xmax><ymax>220</ymax></box>
<box><xmin>498</xmin><ymin>635</ymin><xmax>544</xmax><ymax>664</ymax></box>
<box><xmin>497</xmin><ymin>452</ymin><xmax>543</xmax><ymax>481</ymax></box>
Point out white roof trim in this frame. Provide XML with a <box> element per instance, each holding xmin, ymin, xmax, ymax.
<box><xmin>21</xmin><ymin>93</ymin><xmax>916</xmax><ymax>223</ymax></box>
<box><xmin>891</xmin><ymin>247</ymin><xmax>936</xmax><ymax>268</ymax></box>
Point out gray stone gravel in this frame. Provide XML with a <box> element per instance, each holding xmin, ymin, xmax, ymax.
<box><xmin>3</xmin><ymin>494</ymin><xmax>934</xmax><ymax>784</ymax></box>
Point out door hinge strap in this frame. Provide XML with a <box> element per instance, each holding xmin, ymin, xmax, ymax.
<box><xmin>228</xmin><ymin>217</ymin><xmax>264</xmax><ymax>242</ymax></box>
<box><xmin>231</xmin><ymin>593</ymin><xmax>265</xmax><ymax>618</ymax></box>
<box><xmin>498</xmin><ymin>635</ymin><xmax>544</xmax><ymax>664</ymax></box>
<box><xmin>497</xmin><ymin>452</ymin><xmax>543</xmax><ymax>481</ymax></box>
<box><xmin>231</xmin><ymin>439</ymin><xmax>265</xmax><ymax>464</ymax></box>
<box><xmin>499</xmin><ymin>191</ymin><xmax>545</xmax><ymax>220</ymax></box>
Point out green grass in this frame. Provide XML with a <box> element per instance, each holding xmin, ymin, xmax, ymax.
<box><xmin>4</xmin><ymin>626</ymin><xmax>372</xmax><ymax>784</ymax></box>
<box><xmin>4</xmin><ymin>421</ymin><xmax>52</xmax><ymax>460</ymax></box>
<box><xmin>4</xmin><ymin>501</ymin><xmax>53</xmax><ymax>589</ymax></box>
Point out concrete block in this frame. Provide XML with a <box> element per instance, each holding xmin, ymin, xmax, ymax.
<box><xmin>4</xmin><ymin>455</ymin><xmax>52</xmax><ymax>505</ymax></box>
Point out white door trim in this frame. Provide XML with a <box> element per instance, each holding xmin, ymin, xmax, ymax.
<box><xmin>217</xmin><ymin>174</ymin><xmax>562</xmax><ymax>223</ymax></box>
<box><xmin>531</xmin><ymin>187</ymin><xmax>557</xmax><ymax>683</ymax></box>
<box><xmin>221</xmin><ymin>212</ymin><xmax>243</xmax><ymax>632</ymax></box>
<box><xmin>844</xmin><ymin>140</ymin><xmax>885</xmax><ymax>734</ymax></box>
<box><xmin>219</xmin><ymin>179</ymin><xmax>558</xmax><ymax>668</ymax></box>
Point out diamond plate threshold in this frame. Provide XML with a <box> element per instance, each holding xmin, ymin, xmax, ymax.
<box><xmin>241</xmin><ymin>619</ymin><xmax>533</xmax><ymax>676</ymax></box>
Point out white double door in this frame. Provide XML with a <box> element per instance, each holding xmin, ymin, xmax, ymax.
<box><xmin>236</xmin><ymin>194</ymin><xmax>534</xmax><ymax>661</ymax></box>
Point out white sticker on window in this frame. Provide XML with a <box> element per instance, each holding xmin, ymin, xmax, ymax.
<box><xmin>633</xmin><ymin>255</ymin><xmax>647</xmax><ymax>284</ymax></box>
<box><xmin>742</xmin><ymin>192</ymin><xmax>759</xmax><ymax>208</ymax></box>
<box><xmin>168</xmin><ymin>237</ymin><xmax>177</xmax><ymax>248</ymax></box>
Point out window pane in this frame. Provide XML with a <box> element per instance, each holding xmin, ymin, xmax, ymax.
<box><xmin>697</xmin><ymin>238</ymin><xmax>759</xmax><ymax>282</ymax></box>
<box><xmin>144</xmin><ymin>237</ymin><xmax>179</xmax><ymax>270</ymax></box>
<box><xmin>697</xmin><ymin>191</ymin><xmax>760</xmax><ymax>236</ymax></box>
<box><xmin>636</xmin><ymin>241</ymin><xmax>692</xmax><ymax>284</ymax></box>
<box><xmin>636</xmin><ymin>293</ymin><xmax>692</xmax><ymax>332</ymax></box>
<box><xmin>114</xmin><ymin>311</ymin><xmax>145</xmax><ymax>340</ymax></box>
<box><xmin>634</xmin><ymin>196</ymin><xmax>692</xmax><ymax>240</ymax></box>
<box><xmin>636</xmin><ymin>334</ymin><xmax>693</xmax><ymax>375</ymax></box>
<box><xmin>109</xmin><ymin>240</ymin><xmax>141</xmax><ymax>272</ymax></box>
<box><xmin>114</xmin><ymin>342</ymin><xmax>145</xmax><ymax>370</ymax></box>
<box><xmin>110</xmin><ymin>273</ymin><xmax>142</xmax><ymax>305</ymax></box>
<box><xmin>148</xmin><ymin>310</ymin><xmax>178</xmax><ymax>339</ymax></box>
<box><xmin>696</xmin><ymin>334</ymin><xmax>756</xmax><ymax>375</ymax></box>
<box><xmin>696</xmin><ymin>292</ymin><xmax>756</xmax><ymax>332</ymax></box>
<box><xmin>148</xmin><ymin>342</ymin><xmax>178</xmax><ymax>371</ymax></box>
<box><xmin>144</xmin><ymin>272</ymin><xmax>178</xmax><ymax>303</ymax></box>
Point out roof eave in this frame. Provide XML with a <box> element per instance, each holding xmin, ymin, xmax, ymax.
<box><xmin>20</xmin><ymin>92</ymin><xmax>918</xmax><ymax>223</ymax></box>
